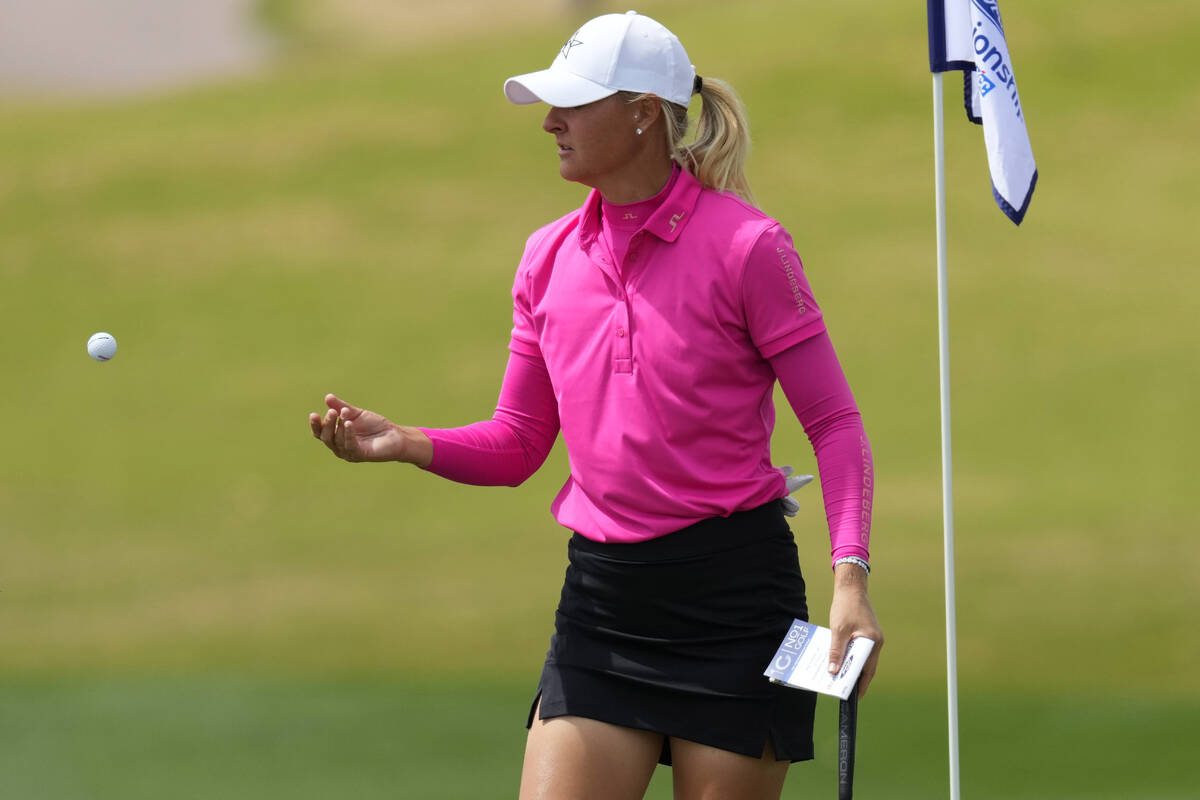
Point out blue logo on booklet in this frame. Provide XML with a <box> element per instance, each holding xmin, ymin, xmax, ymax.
<box><xmin>764</xmin><ymin>620</ymin><xmax>814</xmax><ymax>680</ymax></box>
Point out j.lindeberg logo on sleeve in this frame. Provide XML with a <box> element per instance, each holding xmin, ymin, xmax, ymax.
<box><xmin>777</xmin><ymin>247</ymin><xmax>806</xmax><ymax>314</ymax></box>
<box><xmin>859</xmin><ymin>434</ymin><xmax>873</xmax><ymax>545</ymax></box>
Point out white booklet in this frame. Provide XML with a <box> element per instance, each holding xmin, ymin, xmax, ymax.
<box><xmin>763</xmin><ymin>619</ymin><xmax>875</xmax><ymax>700</ymax></box>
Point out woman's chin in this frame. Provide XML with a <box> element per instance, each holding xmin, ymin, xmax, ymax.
<box><xmin>558</xmin><ymin>164</ymin><xmax>589</xmax><ymax>185</ymax></box>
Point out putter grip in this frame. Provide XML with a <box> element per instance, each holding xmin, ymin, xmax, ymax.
<box><xmin>838</xmin><ymin>682</ymin><xmax>860</xmax><ymax>800</ymax></box>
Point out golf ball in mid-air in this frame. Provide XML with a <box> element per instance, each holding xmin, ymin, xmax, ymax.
<box><xmin>87</xmin><ymin>332</ymin><xmax>117</xmax><ymax>361</ymax></box>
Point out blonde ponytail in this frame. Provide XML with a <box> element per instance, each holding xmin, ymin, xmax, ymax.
<box><xmin>680</xmin><ymin>78</ymin><xmax>755</xmax><ymax>205</ymax></box>
<box><xmin>625</xmin><ymin>78</ymin><xmax>755</xmax><ymax>205</ymax></box>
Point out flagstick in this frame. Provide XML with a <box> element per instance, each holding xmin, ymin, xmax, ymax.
<box><xmin>931</xmin><ymin>71</ymin><xmax>962</xmax><ymax>800</ymax></box>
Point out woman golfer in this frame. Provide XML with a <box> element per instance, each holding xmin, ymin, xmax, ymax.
<box><xmin>311</xmin><ymin>11</ymin><xmax>882</xmax><ymax>799</ymax></box>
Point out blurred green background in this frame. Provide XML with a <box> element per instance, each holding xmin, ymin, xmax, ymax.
<box><xmin>2</xmin><ymin>0</ymin><xmax>1197</xmax><ymax>797</ymax></box>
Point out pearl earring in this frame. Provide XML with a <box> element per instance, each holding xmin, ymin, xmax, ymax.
<box><xmin>636</xmin><ymin>127</ymin><xmax>643</xmax><ymax>135</ymax></box>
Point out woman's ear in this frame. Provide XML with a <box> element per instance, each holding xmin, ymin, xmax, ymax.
<box><xmin>635</xmin><ymin>95</ymin><xmax>662</xmax><ymax>131</ymax></box>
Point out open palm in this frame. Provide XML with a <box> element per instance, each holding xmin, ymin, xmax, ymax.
<box><xmin>309</xmin><ymin>393</ymin><xmax>405</xmax><ymax>463</ymax></box>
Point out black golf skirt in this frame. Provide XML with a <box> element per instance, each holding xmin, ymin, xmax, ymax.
<box><xmin>527</xmin><ymin>500</ymin><xmax>817</xmax><ymax>765</ymax></box>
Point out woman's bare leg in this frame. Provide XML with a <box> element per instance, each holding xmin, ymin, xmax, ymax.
<box><xmin>669</xmin><ymin>737</ymin><xmax>790</xmax><ymax>800</ymax></box>
<box><xmin>519</xmin><ymin>700</ymin><xmax>664</xmax><ymax>800</ymax></box>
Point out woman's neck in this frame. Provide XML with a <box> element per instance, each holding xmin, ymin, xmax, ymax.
<box><xmin>595</xmin><ymin>156</ymin><xmax>675</xmax><ymax>204</ymax></box>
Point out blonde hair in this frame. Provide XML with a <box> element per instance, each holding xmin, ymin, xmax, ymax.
<box><xmin>621</xmin><ymin>78</ymin><xmax>755</xmax><ymax>206</ymax></box>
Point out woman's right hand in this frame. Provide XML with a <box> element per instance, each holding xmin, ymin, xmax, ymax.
<box><xmin>309</xmin><ymin>393</ymin><xmax>432</xmax><ymax>466</ymax></box>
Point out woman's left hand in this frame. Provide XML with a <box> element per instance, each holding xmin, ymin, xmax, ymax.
<box><xmin>827</xmin><ymin>563</ymin><xmax>884</xmax><ymax>699</ymax></box>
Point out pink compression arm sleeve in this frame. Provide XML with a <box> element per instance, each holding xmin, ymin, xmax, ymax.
<box><xmin>769</xmin><ymin>332</ymin><xmax>874</xmax><ymax>566</ymax></box>
<box><xmin>418</xmin><ymin>351</ymin><xmax>560</xmax><ymax>487</ymax></box>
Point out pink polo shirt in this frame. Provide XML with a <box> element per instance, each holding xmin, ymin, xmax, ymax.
<box><xmin>506</xmin><ymin>168</ymin><xmax>829</xmax><ymax>541</ymax></box>
<box><xmin>421</xmin><ymin>168</ymin><xmax>874</xmax><ymax>562</ymax></box>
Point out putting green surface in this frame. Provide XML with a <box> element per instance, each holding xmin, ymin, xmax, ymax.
<box><xmin>2</xmin><ymin>0</ymin><xmax>1197</xmax><ymax>795</ymax></box>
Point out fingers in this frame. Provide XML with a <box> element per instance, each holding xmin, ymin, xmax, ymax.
<box><xmin>825</xmin><ymin>594</ymin><xmax>884</xmax><ymax>702</ymax></box>
<box><xmin>831</xmin><ymin>627</ymin><xmax>884</xmax><ymax>700</ymax></box>
<box><xmin>333</xmin><ymin>414</ymin><xmax>358</xmax><ymax>461</ymax></box>
<box><xmin>310</xmin><ymin>404</ymin><xmax>359</xmax><ymax>462</ymax></box>
<box><xmin>858</xmin><ymin>648</ymin><xmax>881</xmax><ymax>699</ymax></box>
<box><xmin>853</xmin><ymin>633</ymin><xmax>883</xmax><ymax>699</ymax></box>
<box><xmin>333</xmin><ymin>411</ymin><xmax>362</xmax><ymax>462</ymax></box>
<box><xmin>318</xmin><ymin>408</ymin><xmax>338</xmax><ymax>448</ymax></box>
<box><xmin>325</xmin><ymin>393</ymin><xmax>362</xmax><ymax>420</ymax></box>
<box><xmin>827</xmin><ymin>633</ymin><xmax>849</xmax><ymax>677</ymax></box>
<box><xmin>825</xmin><ymin>630</ymin><xmax>881</xmax><ymax>700</ymax></box>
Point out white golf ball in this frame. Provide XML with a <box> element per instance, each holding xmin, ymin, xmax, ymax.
<box><xmin>87</xmin><ymin>332</ymin><xmax>117</xmax><ymax>362</ymax></box>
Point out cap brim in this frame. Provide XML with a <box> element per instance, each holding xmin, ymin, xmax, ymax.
<box><xmin>504</xmin><ymin>69</ymin><xmax>617</xmax><ymax>107</ymax></box>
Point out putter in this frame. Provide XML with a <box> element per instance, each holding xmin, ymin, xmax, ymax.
<box><xmin>838</xmin><ymin>678</ymin><xmax>860</xmax><ymax>799</ymax></box>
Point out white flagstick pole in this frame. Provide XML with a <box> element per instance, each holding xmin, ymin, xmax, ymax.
<box><xmin>931</xmin><ymin>70</ymin><xmax>962</xmax><ymax>800</ymax></box>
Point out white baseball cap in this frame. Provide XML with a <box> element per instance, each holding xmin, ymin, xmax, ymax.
<box><xmin>504</xmin><ymin>11</ymin><xmax>696</xmax><ymax>108</ymax></box>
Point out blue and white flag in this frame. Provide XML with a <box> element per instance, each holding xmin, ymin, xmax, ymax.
<box><xmin>928</xmin><ymin>0</ymin><xmax>1037</xmax><ymax>224</ymax></box>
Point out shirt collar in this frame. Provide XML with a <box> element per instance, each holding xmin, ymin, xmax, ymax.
<box><xmin>578</xmin><ymin>165</ymin><xmax>705</xmax><ymax>248</ymax></box>
<box><xmin>643</xmin><ymin>166</ymin><xmax>703</xmax><ymax>243</ymax></box>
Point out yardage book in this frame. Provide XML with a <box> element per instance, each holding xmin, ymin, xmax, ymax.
<box><xmin>763</xmin><ymin>620</ymin><xmax>875</xmax><ymax>700</ymax></box>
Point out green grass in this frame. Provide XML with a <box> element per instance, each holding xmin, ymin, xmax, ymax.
<box><xmin>1</xmin><ymin>0</ymin><xmax>1198</xmax><ymax>795</ymax></box>
<box><xmin>0</xmin><ymin>678</ymin><xmax>530</xmax><ymax>799</ymax></box>
<box><xmin>2</xmin><ymin>679</ymin><xmax>1196</xmax><ymax>799</ymax></box>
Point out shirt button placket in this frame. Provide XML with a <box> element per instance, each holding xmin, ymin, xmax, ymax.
<box><xmin>614</xmin><ymin>234</ymin><xmax>641</xmax><ymax>374</ymax></box>
<box><xmin>614</xmin><ymin>291</ymin><xmax>632</xmax><ymax>374</ymax></box>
